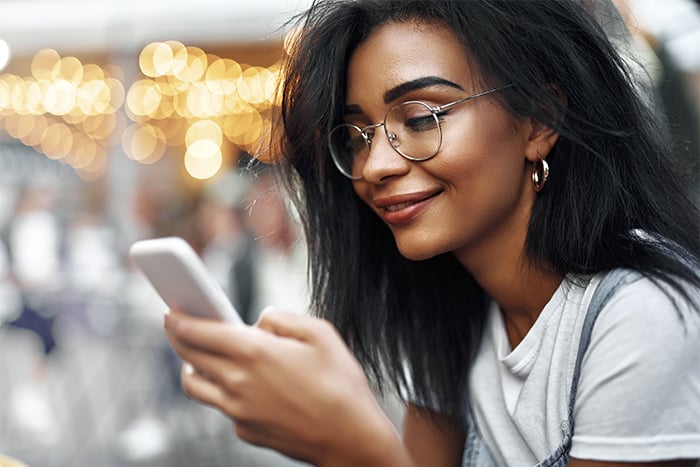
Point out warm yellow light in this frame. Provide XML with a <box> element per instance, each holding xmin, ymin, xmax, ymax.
<box><xmin>78</xmin><ymin>80</ymin><xmax>108</xmax><ymax>115</ymax></box>
<box><xmin>9</xmin><ymin>77</ymin><xmax>25</xmax><ymax>113</ymax></box>
<box><xmin>66</xmin><ymin>134</ymin><xmax>101</xmax><ymax>169</ymax></box>
<box><xmin>43</xmin><ymin>79</ymin><xmax>76</xmax><ymax>115</ymax></box>
<box><xmin>54</xmin><ymin>56</ymin><xmax>83</xmax><ymax>82</ymax></box>
<box><xmin>157</xmin><ymin>117</ymin><xmax>186</xmax><ymax>146</ymax></box>
<box><xmin>264</xmin><ymin>66</ymin><xmax>281</xmax><ymax>104</ymax></box>
<box><xmin>106</xmin><ymin>78</ymin><xmax>125</xmax><ymax>113</ymax></box>
<box><xmin>31</xmin><ymin>49</ymin><xmax>60</xmax><ymax>82</ymax></box>
<box><xmin>82</xmin><ymin>64</ymin><xmax>105</xmax><ymax>82</ymax></box>
<box><xmin>126</xmin><ymin>79</ymin><xmax>162</xmax><ymax>117</ymax></box>
<box><xmin>0</xmin><ymin>79</ymin><xmax>10</xmax><ymax>112</ymax></box>
<box><xmin>103</xmin><ymin>64</ymin><xmax>125</xmax><ymax>82</ymax></box>
<box><xmin>76</xmin><ymin>149</ymin><xmax>108</xmax><ymax>181</ymax></box>
<box><xmin>81</xmin><ymin>113</ymin><xmax>117</xmax><ymax>140</ymax></box>
<box><xmin>122</xmin><ymin>122</ymin><xmax>166</xmax><ymax>164</ymax></box>
<box><xmin>206</xmin><ymin>58</ymin><xmax>240</xmax><ymax>96</ymax></box>
<box><xmin>168</xmin><ymin>42</ymin><xmax>188</xmax><ymax>79</ymax></box>
<box><xmin>24</xmin><ymin>80</ymin><xmax>45</xmax><ymax>115</ymax></box>
<box><xmin>186</xmin><ymin>119</ymin><xmax>222</xmax><ymax>147</ymax></box>
<box><xmin>63</xmin><ymin>109</ymin><xmax>87</xmax><ymax>125</ymax></box>
<box><xmin>40</xmin><ymin>122</ymin><xmax>73</xmax><ymax>159</ymax></box>
<box><xmin>14</xmin><ymin>114</ymin><xmax>35</xmax><ymax>140</ymax></box>
<box><xmin>184</xmin><ymin>139</ymin><xmax>222</xmax><ymax>180</ymax></box>
<box><xmin>238</xmin><ymin>67</ymin><xmax>263</xmax><ymax>104</ymax></box>
<box><xmin>140</xmin><ymin>42</ymin><xmax>169</xmax><ymax>78</ymax></box>
<box><xmin>174</xmin><ymin>46</ymin><xmax>207</xmax><ymax>83</ymax></box>
<box><xmin>224</xmin><ymin>110</ymin><xmax>262</xmax><ymax>145</ymax></box>
<box><xmin>21</xmin><ymin>114</ymin><xmax>47</xmax><ymax>146</ymax></box>
<box><xmin>187</xmin><ymin>81</ymin><xmax>224</xmax><ymax>118</ymax></box>
<box><xmin>0</xmin><ymin>39</ymin><xmax>10</xmax><ymax>72</ymax></box>
<box><xmin>242</xmin><ymin>115</ymin><xmax>266</xmax><ymax>147</ymax></box>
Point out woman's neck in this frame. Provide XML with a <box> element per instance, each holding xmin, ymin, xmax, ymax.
<box><xmin>456</xmin><ymin>246</ymin><xmax>564</xmax><ymax>348</ymax></box>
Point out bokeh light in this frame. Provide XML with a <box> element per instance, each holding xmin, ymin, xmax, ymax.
<box><xmin>0</xmin><ymin>34</ymin><xmax>288</xmax><ymax>180</ymax></box>
<box><xmin>0</xmin><ymin>38</ymin><xmax>10</xmax><ymax>72</ymax></box>
<box><xmin>0</xmin><ymin>48</ymin><xmax>126</xmax><ymax>178</ymax></box>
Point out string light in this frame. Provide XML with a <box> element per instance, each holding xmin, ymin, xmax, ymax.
<box><xmin>0</xmin><ymin>36</ymin><xmax>287</xmax><ymax>181</ymax></box>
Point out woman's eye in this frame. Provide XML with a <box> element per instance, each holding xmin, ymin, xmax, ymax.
<box><xmin>404</xmin><ymin>114</ymin><xmax>438</xmax><ymax>132</ymax></box>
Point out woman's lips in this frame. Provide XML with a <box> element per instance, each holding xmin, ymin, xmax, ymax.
<box><xmin>374</xmin><ymin>190</ymin><xmax>442</xmax><ymax>225</ymax></box>
<box><xmin>385</xmin><ymin>201</ymin><xmax>419</xmax><ymax>212</ymax></box>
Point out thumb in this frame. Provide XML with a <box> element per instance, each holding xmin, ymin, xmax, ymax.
<box><xmin>256</xmin><ymin>306</ymin><xmax>336</xmax><ymax>344</ymax></box>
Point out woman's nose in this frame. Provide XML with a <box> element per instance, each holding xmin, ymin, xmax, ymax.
<box><xmin>360</xmin><ymin>130</ymin><xmax>411</xmax><ymax>182</ymax></box>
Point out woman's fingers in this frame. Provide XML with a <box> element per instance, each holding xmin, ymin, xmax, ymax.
<box><xmin>256</xmin><ymin>306</ymin><xmax>338</xmax><ymax>344</ymax></box>
<box><xmin>168</xmin><ymin>336</ymin><xmax>241</xmax><ymax>386</ymax></box>
<box><xmin>179</xmin><ymin>361</ymin><xmax>247</xmax><ymax>419</ymax></box>
<box><xmin>165</xmin><ymin>309</ymin><xmax>312</xmax><ymax>397</ymax></box>
<box><xmin>165</xmin><ymin>308</ymin><xmax>265</xmax><ymax>358</ymax></box>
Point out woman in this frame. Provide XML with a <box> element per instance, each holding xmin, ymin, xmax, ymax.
<box><xmin>164</xmin><ymin>0</ymin><xmax>700</xmax><ymax>465</ymax></box>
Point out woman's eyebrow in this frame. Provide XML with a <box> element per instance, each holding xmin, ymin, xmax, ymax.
<box><xmin>342</xmin><ymin>76</ymin><xmax>465</xmax><ymax>115</ymax></box>
<box><xmin>383</xmin><ymin>76</ymin><xmax>464</xmax><ymax>104</ymax></box>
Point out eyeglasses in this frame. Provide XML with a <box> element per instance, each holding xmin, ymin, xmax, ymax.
<box><xmin>328</xmin><ymin>84</ymin><xmax>513</xmax><ymax>180</ymax></box>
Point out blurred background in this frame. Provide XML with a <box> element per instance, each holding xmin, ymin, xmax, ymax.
<box><xmin>0</xmin><ymin>0</ymin><xmax>697</xmax><ymax>466</ymax></box>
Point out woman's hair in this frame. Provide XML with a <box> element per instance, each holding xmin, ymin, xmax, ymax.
<box><xmin>273</xmin><ymin>0</ymin><xmax>700</xmax><ymax>416</ymax></box>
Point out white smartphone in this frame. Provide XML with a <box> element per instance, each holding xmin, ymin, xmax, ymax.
<box><xmin>129</xmin><ymin>236</ymin><xmax>243</xmax><ymax>324</ymax></box>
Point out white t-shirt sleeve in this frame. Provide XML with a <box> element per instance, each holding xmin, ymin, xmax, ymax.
<box><xmin>571</xmin><ymin>277</ymin><xmax>700</xmax><ymax>461</ymax></box>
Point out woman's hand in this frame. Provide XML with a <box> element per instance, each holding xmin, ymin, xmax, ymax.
<box><xmin>164</xmin><ymin>307</ymin><xmax>406</xmax><ymax>466</ymax></box>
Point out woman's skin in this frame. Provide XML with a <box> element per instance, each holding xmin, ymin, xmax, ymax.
<box><xmin>346</xmin><ymin>20</ymin><xmax>563</xmax><ymax>350</ymax></box>
<box><xmin>164</xmin><ymin>20</ymin><xmax>696</xmax><ymax>467</ymax></box>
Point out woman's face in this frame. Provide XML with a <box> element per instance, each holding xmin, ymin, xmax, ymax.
<box><xmin>347</xmin><ymin>21</ymin><xmax>541</xmax><ymax>270</ymax></box>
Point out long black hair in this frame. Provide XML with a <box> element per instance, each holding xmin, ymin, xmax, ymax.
<box><xmin>274</xmin><ymin>0</ymin><xmax>700</xmax><ymax>417</ymax></box>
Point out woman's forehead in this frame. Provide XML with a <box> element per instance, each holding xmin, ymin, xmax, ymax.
<box><xmin>345</xmin><ymin>21</ymin><xmax>480</xmax><ymax>101</ymax></box>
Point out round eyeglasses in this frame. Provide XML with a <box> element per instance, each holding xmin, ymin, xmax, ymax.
<box><xmin>328</xmin><ymin>84</ymin><xmax>513</xmax><ymax>180</ymax></box>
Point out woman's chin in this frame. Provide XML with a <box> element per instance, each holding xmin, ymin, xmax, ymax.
<box><xmin>395</xmin><ymin>240</ymin><xmax>445</xmax><ymax>262</ymax></box>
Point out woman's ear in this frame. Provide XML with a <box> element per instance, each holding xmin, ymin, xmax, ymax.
<box><xmin>523</xmin><ymin>120</ymin><xmax>560</xmax><ymax>162</ymax></box>
<box><xmin>523</xmin><ymin>84</ymin><xmax>567</xmax><ymax>162</ymax></box>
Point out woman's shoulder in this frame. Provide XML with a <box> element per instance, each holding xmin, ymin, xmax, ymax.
<box><xmin>583</xmin><ymin>267</ymin><xmax>700</xmax><ymax>359</ymax></box>
<box><xmin>593</xmin><ymin>267</ymin><xmax>699</xmax><ymax>317</ymax></box>
<box><xmin>572</xmin><ymin>268</ymin><xmax>700</xmax><ymax>458</ymax></box>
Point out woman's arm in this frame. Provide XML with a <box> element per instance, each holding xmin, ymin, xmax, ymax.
<box><xmin>403</xmin><ymin>403</ymin><xmax>465</xmax><ymax>467</ymax></box>
<box><xmin>164</xmin><ymin>307</ymin><xmax>419</xmax><ymax>466</ymax></box>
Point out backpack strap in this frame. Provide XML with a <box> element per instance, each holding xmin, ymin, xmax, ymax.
<box><xmin>535</xmin><ymin>269</ymin><xmax>641</xmax><ymax>467</ymax></box>
<box><xmin>565</xmin><ymin>269</ymin><xmax>640</xmax><ymax>434</ymax></box>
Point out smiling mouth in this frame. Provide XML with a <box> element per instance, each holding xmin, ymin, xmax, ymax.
<box><xmin>381</xmin><ymin>190</ymin><xmax>442</xmax><ymax>213</ymax></box>
<box><xmin>385</xmin><ymin>201</ymin><xmax>416</xmax><ymax>212</ymax></box>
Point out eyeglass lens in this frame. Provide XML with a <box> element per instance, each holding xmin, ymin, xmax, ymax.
<box><xmin>329</xmin><ymin>101</ymin><xmax>441</xmax><ymax>179</ymax></box>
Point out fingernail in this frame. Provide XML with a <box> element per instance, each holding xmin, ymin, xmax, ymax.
<box><xmin>183</xmin><ymin>362</ymin><xmax>194</xmax><ymax>375</ymax></box>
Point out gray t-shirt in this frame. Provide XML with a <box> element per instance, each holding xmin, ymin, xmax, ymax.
<box><xmin>469</xmin><ymin>272</ymin><xmax>700</xmax><ymax>465</ymax></box>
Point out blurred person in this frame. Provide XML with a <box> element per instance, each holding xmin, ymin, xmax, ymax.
<box><xmin>2</xmin><ymin>180</ymin><xmax>63</xmax><ymax>442</ymax></box>
<box><xmin>0</xmin><ymin>237</ymin><xmax>22</xmax><ymax>325</ymax></box>
<box><xmin>195</xmin><ymin>169</ymin><xmax>260</xmax><ymax>324</ymax></box>
<box><xmin>613</xmin><ymin>0</ymin><xmax>700</xmax><ymax>200</ymax></box>
<box><xmin>5</xmin><ymin>180</ymin><xmax>63</xmax><ymax>355</ymax></box>
<box><xmin>243</xmin><ymin>167</ymin><xmax>310</xmax><ymax>320</ymax></box>
<box><xmin>162</xmin><ymin>1</ymin><xmax>700</xmax><ymax>466</ymax></box>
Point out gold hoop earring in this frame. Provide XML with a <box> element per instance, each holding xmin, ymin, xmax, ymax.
<box><xmin>532</xmin><ymin>159</ymin><xmax>549</xmax><ymax>192</ymax></box>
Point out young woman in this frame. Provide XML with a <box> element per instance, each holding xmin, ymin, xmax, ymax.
<box><xmin>164</xmin><ymin>0</ymin><xmax>700</xmax><ymax>465</ymax></box>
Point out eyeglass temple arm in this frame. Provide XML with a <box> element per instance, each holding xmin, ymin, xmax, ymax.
<box><xmin>433</xmin><ymin>84</ymin><xmax>514</xmax><ymax>113</ymax></box>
